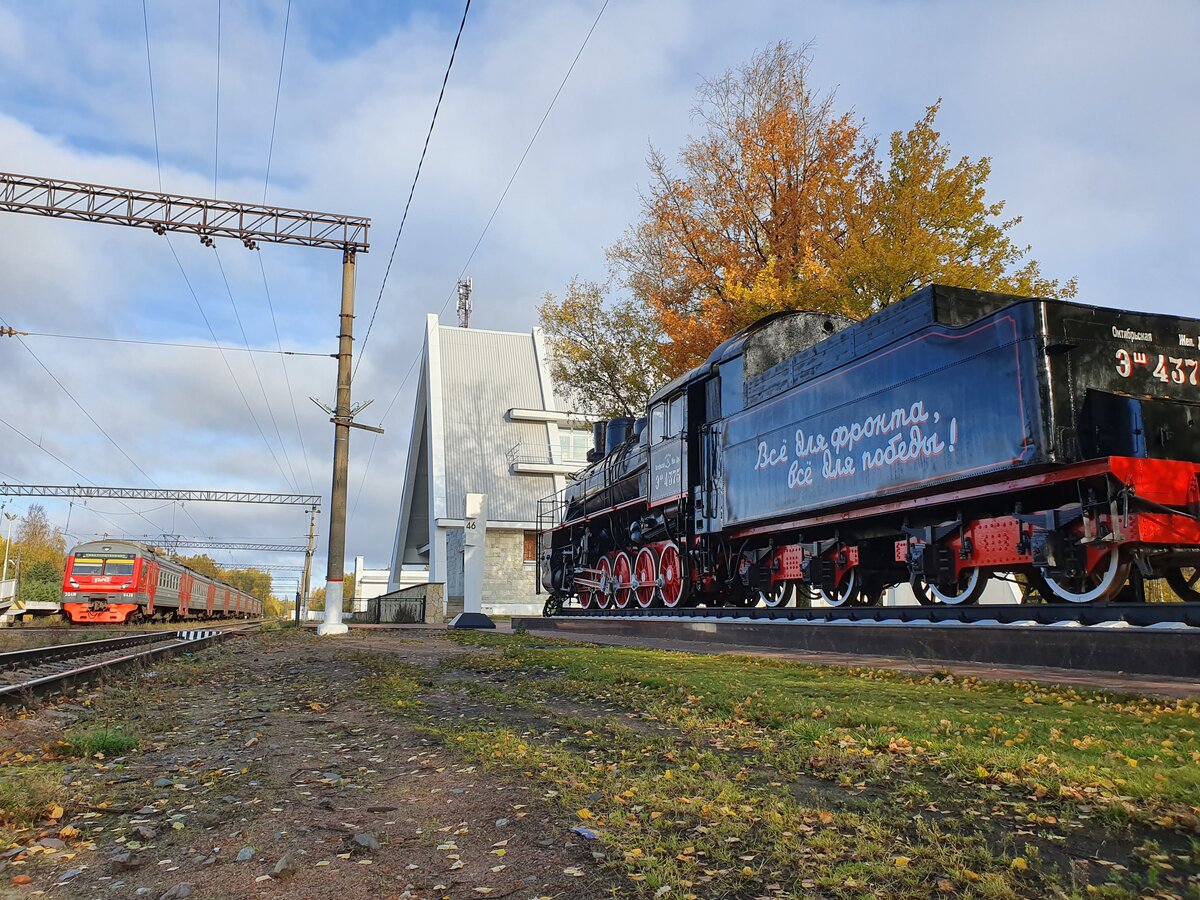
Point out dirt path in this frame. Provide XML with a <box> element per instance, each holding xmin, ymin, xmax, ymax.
<box><xmin>1</xmin><ymin>629</ymin><xmax>613</xmax><ymax>899</ymax></box>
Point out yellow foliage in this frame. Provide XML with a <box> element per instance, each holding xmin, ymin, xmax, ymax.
<box><xmin>609</xmin><ymin>42</ymin><xmax>1076</xmax><ymax>375</ymax></box>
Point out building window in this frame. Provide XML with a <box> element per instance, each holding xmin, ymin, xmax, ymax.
<box><xmin>559</xmin><ymin>427</ymin><xmax>592</xmax><ymax>463</ymax></box>
<box><xmin>523</xmin><ymin>531</ymin><xmax>538</xmax><ymax>563</ymax></box>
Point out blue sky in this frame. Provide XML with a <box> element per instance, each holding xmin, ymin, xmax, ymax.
<box><xmin>0</xmin><ymin>0</ymin><xmax>1197</xmax><ymax>594</ymax></box>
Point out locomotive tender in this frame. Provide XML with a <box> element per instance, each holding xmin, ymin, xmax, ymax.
<box><xmin>538</xmin><ymin>284</ymin><xmax>1200</xmax><ymax>611</ymax></box>
<box><xmin>61</xmin><ymin>540</ymin><xmax>261</xmax><ymax>624</ymax></box>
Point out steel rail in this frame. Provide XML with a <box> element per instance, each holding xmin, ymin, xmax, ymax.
<box><xmin>0</xmin><ymin>624</ymin><xmax>258</xmax><ymax>705</ymax></box>
<box><xmin>557</xmin><ymin>603</ymin><xmax>1200</xmax><ymax>628</ymax></box>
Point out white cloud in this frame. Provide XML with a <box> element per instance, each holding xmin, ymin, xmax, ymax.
<box><xmin>0</xmin><ymin>0</ymin><xmax>1197</xmax><ymax>576</ymax></box>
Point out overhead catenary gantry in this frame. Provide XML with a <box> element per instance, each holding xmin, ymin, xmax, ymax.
<box><xmin>0</xmin><ymin>484</ymin><xmax>320</xmax><ymax>506</ymax></box>
<box><xmin>155</xmin><ymin>537</ymin><xmax>307</xmax><ymax>553</ymax></box>
<box><xmin>0</xmin><ymin>170</ymin><xmax>373</xmax><ymax>636</ymax></box>
<box><xmin>0</xmin><ymin>172</ymin><xmax>368</xmax><ymax>251</ymax></box>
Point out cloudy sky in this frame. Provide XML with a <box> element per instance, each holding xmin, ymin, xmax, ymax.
<box><xmin>0</xmin><ymin>0</ymin><xmax>1196</xmax><ymax>596</ymax></box>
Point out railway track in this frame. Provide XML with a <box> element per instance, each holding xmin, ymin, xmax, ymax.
<box><xmin>555</xmin><ymin>603</ymin><xmax>1200</xmax><ymax>628</ymax></box>
<box><xmin>0</xmin><ymin>623</ymin><xmax>258</xmax><ymax>705</ymax></box>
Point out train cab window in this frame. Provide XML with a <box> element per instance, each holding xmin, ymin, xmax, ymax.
<box><xmin>667</xmin><ymin>394</ymin><xmax>685</xmax><ymax>437</ymax></box>
<box><xmin>72</xmin><ymin>558</ymin><xmax>103</xmax><ymax>575</ymax></box>
<box><xmin>650</xmin><ymin>404</ymin><xmax>666</xmax><ymax>443</ymax></box>
<box><xmin>104</xmin><ymin>560</ymin><xmax>134</xmax><ymax>576</ymax></box>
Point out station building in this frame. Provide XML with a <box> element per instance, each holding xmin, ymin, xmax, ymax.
<box><xmin>388</xmin><ymin>314</ymin><xmax>592</xmax><ymax>619</ymax></box>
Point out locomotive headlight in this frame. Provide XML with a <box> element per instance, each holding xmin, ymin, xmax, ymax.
<box><xmin>68</xmin><ymin>578</ymin><xmax>78</xmax><ymax>588</ymax></box>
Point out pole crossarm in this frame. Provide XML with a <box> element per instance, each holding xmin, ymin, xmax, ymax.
<box><xmin>159</xmin><ymin>539</ymin><xmax>308</xmax><ymax>552</ymax></box>
<box><xmin>0</xmin><ymin>484</ymin><xmax>321</xmax><ymax>506</ymax></box>
<box><xmin>0</xmin><ymin>172</ymin><xmax>369</xmax><ymax>252</ymax></box>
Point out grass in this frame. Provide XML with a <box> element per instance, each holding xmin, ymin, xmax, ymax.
<box><xmin>0</xmin><ymin>766</ymin><xmax>66</xmax><ymax>832</ymax></box>
<box><xmin>63</xmin><ymin>726</ymin><xmax>138</xmax><ymax>758</ymax></box>
<box><xmin>359</xmin><ymin>632</ymin><xmax>1200</xmax><ymax>898</ymax></box>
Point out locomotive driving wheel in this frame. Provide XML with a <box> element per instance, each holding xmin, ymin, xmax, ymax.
<box><xmin>633</xmin><ymin>547</ymin><xmax>658</xmax><ymax>608</ymax></box>
<box><xmin>912</xmin><ymin>567</ymin><xmax>986</xmax><ymax>606</ymax></box>
<box><xmin>760</xmin><ymin>581</ymin><xmax>794</xmax><ymax>608</ymax></box>
<box><xmin>1039</xmin><ymin>547</ymin><xmax>1129</xmax><ymax>603</ymax></box>
<box><xmin>658</xmin><ymin>542</ymin><xmax>687</xmax><ymax>609</ymax></box>
<box><xmin>1164</xmin><ymin>566</ymin><xmax>1200</xmax><ymax>601</ymax></box>
<box><xmin>595</xmin><ymin>556</ymin><xmax>614</xmax><ymax>609</ymax></box>
<box><xmin>613</xmin><ymin>552</ymin><xmax>633</xmax><ymax>609</ymax></box>
<box><xmin>817</xmin><ymin>568</ymin><xmax>861</xmax><ymax>607</ymax></box>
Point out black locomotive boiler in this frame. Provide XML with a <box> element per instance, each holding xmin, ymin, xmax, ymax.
<box><xmin>537</xmin><ymin>284</ymin><xmax>1200</xmax><ymax>611</ymax></box>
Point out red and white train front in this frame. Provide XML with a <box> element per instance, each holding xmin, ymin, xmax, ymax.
<box><xmin>62</xmin><ymin>545</ymin><xmax>145</xmax><ymax>624</ymax></box>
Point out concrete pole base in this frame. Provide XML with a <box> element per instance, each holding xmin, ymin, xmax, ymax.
<box><xmin>448</xmin><ymin>612</ymin><xmax>496</xmax><ymax>630</ymax></box>
<box><xmin>317</xmin><ymin>581</ymin><xmax>348</xmax><ymax>636</ymax></box>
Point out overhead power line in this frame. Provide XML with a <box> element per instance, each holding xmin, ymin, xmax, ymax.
<box><xmin>350</xmin><ymin>0</ymin><xmax>610</xmax><ymax>516</ymax></box>
<box><xmin>213</xmin><ymin>245</ymin><xmax>299</xmax><ymax>491</ymax></box>
<box><xmin>355</xmin><ymin>0</ymin><xmax>472</xmax><ymax>379</ymax></box>
<box><xmin>1</xmin><ymin>326</ymin><xmax>327</xmax><ymax>357</ymax></box>
<box><xmin>257</xmin><ymin>0</ymin><xmax>314</xmax><ymax>494</ymax></box>
<box><xmin>165</xmin><ymin>236</ymin><xmax>298</xmax><ymax>490</ymax></box>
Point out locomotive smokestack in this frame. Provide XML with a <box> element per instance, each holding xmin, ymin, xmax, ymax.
<box><xmin>605</xmin><ymin>417</ymin><xmax>635</xmax><ymax>455</ymax></box>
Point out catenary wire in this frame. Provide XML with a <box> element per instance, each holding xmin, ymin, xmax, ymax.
<box><xmin>349</xmin><ymin>0</ymin><xmax>610</xmax><ymax>518</ymax></box>
<box><xmin>257</xmin><ymin>254</ymin><xmax>315</xmax><ymax>492</ymax></box>
<box><xmin>139</xmin><ymin>0</ymin><xmax>224</xmax><ymax>552</ymax></box>
<box><xmin>141</xmin><ymin>0</ymin><xmax>162</xmax><ymax>191</ymax></box>
<box><xmin>257</xmin><ymin>0</ymin><xmax>315</xmax><ymax>494</ymax></box>
<box><xmin>354</xmin><ymin>0</ymin><xmax>472</xmax><ymax>380</ymax></box>
<box><xmin>0</xmin><ymin>415</ymin><xmax>166</xmax><ymax>538</ymax></box>
<box><xmin>213</xmin><ymin>0</ymin><xmax>222</xmax><ymax>197</ymax></box>
<box><xmin>262</xmin><ymin>0</ymin><xmax>292</xmax><ymax>205</ymax></box>
<box><xmin>6</xmin><ymin>329</ymin><xmax>327</xmax><ymax>357</ymax></box>
<box><xmin>165</xmin><ymin>237</ymin><xmax>298</xmax><ymax>490</ymax></box>
<box><xmin>213</xmin><ymin>246</ymin><xmax>299</xmax><ymax>491</ymax></box>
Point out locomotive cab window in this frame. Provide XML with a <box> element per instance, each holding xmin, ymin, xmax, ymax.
<box><xmin>650</xmin><ymin>404</ymin><xmax>666</xmax><ymax>442</ymax></box>
<box><xmin>104</xmin><ymin>560</ymin><xmax>134</xmax><ymax>576</ymax></box>
<box><xmin>651</xmin><ymin>394</ymin><xmax>685</xmax><ymax>443</ymax></box>
<box><xmin>667</xmin><ymin>394</ymin><xmax>685</xmax><ymax>437</ymax></box>
<box><xmin>72</xmin><ymin>558</ymin><xmax>103</xmax><ymax>575</ymax></box>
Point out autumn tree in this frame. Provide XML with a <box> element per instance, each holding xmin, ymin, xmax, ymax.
<box><xmin>609</xmin><ymin>41</ymin><xmax>1075</xmax><ymax>374</ymax></box>
<box><xmin>13</xmin><ymin>505</ymin><xmax>67</xmax><ymax>603</ymax></box>
<box><xmin>538</xmin><ymin>279</ymin><xmax>671</xmax><ymax>418</ymax></box>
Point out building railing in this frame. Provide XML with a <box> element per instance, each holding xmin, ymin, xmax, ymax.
<box><xmin>505</xmin><ymin>442</ymin><xmax>588</xmax><ymax>469</ymax></box>
<box><xmin>354</xmin><ymin>583</ymin><xmax>428</xmax><ymax>624</ymax></box>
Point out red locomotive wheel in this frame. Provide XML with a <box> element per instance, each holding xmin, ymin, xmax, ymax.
<box><xmin>613</xmin><ymin>552</ymin><xmax>633</xmax><ymax>609</ymax></box>
<box><xmin>595</xmin><ymin>556</ymin><xmax>613</xmax><ymax>609</ymax></box>
<box><xmin>633</xmin><ymin>547</ymin><xmax>657</xmax><ymax>608</ymax></box>
<box><xmin>577</xmin><ymin>582</ymin><xmax>593</xmax><ymax>609</ymax></box>
<box><xmin>659</xmin><ymin>542</ymin><xmax>685</xmax><ymax>608</ymax></box>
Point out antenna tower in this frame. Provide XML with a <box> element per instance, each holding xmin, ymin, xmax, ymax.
<box><xmin>456</xmin><ymin>277</ymin><xmax>473</xmax><ymax>328</ymax></box>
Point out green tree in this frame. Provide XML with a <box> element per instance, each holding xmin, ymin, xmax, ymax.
<box><xmin>538</xmin><ymin>279</ymin><xmax>671</xmax><ymax>418</ymax></box>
